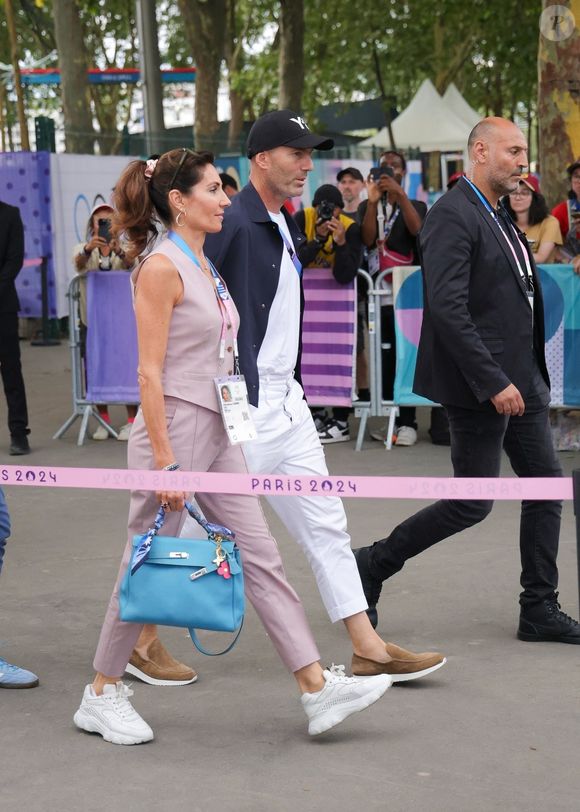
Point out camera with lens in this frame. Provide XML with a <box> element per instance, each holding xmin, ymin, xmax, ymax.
<box><xmin>317</xmin><ymin>200</ymin><xmax>336</xmax><ymax>222</ymax></box>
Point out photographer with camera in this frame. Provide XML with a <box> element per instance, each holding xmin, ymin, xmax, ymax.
<box><xmin>551</xmin><ymin>159</ymin><xmax>580</xmax><ymax>272</ymax></box>
<box><xmin>359</xmin><ymin>151</ymin><xmax>427</xmax><ymax>446</ymax></box>
<box><xmin>294</xmin><ymin>184</ymin><xmax>362</xmax><ymax>443</ymax></box>
<box><xmin>73</xmin><ymin>203</ymin><xmax>136</xmax><ymax>441</ymax></box>
<box><xmin>294</xmin><ymin>184</ymin><xmax>362</xmax><ymax>283</ymax></box>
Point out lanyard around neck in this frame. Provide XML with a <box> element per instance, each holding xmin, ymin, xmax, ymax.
<box><xmin>464</xmin><ymin>177</ymin><xmax>534</xmax><ymax>291</ymax></box>
<box><xmin>168</xmin><ymin>231</ymin><xmax>239</xmax><ymax>363</ymax></box>
<box><xmin>381</xmin><ymin>203</ymin><xmax>400</xmax><ymax>238</ymax></box>
<box><xmin>271</xmin><ymin>216</ymin><xmax>302</xmax><ymax>276</ymax></box>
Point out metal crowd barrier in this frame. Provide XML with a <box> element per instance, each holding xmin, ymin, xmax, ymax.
<box><xmin>353</xmin><ymin>267</ymin><xmax>404</xmax><ymax>451</ymax></box>
<box><xmin>52</xmin><ymin>275</ymin><xmax>120</xmax><ymax>445</ymax></box>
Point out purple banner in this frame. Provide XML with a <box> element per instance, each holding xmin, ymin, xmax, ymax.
<box><xmin>302</xmin><ymin>267</ymin><xmax>356</xmax><ymax>406</ymax></box>
<box><xmin>85</xmin><ymin>271</ymin><xmax>140</xmax><ymax>403</ymax></box>
<box><xmin>0</xmin><ymin>151</ymin><xmax>56</xmax><ymax>317</ymax></box>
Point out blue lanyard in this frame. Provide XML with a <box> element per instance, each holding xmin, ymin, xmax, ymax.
<box><xmin>463</xmin><ymin>176</ymin><xmax>500</xmax><ymax>220</ymax></box>
<box><xmin>168</xmin><ymin>231</ymin><xmax>239</xmax><ymax>362</ymax></box>
<box><xmin>272</xmin><ymin>218</ymin><xmax>302</xmax><ymax>276</ymax></box>
<box><xmin>168</xmin><ymin>231</ymin><xmax>230</xmax><ymax>302</ymax></box>
<box><xmin>464</xmin><ymin>177</ymin><xmax>534</xmax><ymax>292</ymax></box>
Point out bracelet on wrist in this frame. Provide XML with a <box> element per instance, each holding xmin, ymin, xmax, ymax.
<box><xmin>162</xmin><ymin>462</ymin><xmax>180</xmax><ymax>471</ymax></box>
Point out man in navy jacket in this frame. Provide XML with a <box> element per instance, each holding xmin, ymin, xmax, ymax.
<box><xmin>205</xmin><ymin>110</ymin><xmax>446</xmax><ymax>682</ymax></box>
<box><xmin>355</xmin><ymin>118</ymin><xmax>580</xmax><ymax>644</ymax></box>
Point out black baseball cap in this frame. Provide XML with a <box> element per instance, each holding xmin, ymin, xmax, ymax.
<box><xmin>246</xmin><ymin>109</ymin><xmax>334</xmax><ymax>158</ymax></box>
<box><xmin>567</xmin><ymin>159</ymin><xmax>580</xmax><ymax>177</ymax></box>
<box><xmin>336</xmin><ymin>166</ymin><xmax>364</xmax><ymax>182</ymax></box>
<box><xmin>312</xmin><ymin>184</ymin><xmax>344</xmax><ymax>209</ymax></box>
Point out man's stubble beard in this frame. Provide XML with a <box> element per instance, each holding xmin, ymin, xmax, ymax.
<box><xmin>489</xmin><ymin>171</ymin><xmax>520</xmax><ymax>199</ymax></box>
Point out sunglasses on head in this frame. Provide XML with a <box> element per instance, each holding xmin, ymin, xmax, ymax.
<box><xmin>169</xmin><ymin>148</ymin><xmax>195</xmax><ymax>189</ymax></box>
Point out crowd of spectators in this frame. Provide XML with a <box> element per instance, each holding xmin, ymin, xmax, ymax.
<box><xmin>292</xmin><ymin>152</ymin><xmax>580</xmax><ymax>448</ymax></box>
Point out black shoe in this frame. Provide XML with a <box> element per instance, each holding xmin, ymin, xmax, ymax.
<box><xmin>353</xmin><ymin>546</ymin><xmax>383</xmax><ymax>629</ymax></box>
<box><xmin>9</xmin><ymin>435</ymin><xmax>30</xmax><ymax>456</ymax></box>
<box><xmin>517</xmin><ymin>593</ymin><xmax>580</xmax><ymax>644</ymax></box>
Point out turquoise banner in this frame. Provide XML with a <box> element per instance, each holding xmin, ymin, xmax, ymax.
<box><xmin>392</xmin><ymin>264</ymin><xmax>579</xmax><ymax>407</ymax></box>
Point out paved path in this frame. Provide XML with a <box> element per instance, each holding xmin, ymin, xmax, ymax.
<box><xmin>1</xmin><ymin>343</ymin><xmax>579</xmax><ymax>812</ymax></box>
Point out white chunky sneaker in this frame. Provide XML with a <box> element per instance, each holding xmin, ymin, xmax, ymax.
<box><xmin>73</xmin><ymin>682</ymin><xmax>154</xmax><ymax>745</ymax></box>
<box><xmin>301</xmin><ymin>664</ymin><xmax>391</xmax><ymax>736</ymax></box>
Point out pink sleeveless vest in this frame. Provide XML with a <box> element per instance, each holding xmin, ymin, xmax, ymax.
<box><xmin>132</xmin><ymin>237</ymin><xmax>239</xmax><ymax>413</ymax></box>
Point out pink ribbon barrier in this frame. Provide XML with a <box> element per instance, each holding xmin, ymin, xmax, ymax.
<box><xmin>0</xmin><ymin>464</ymin><xmax>573</xmax><ymax>500</ymax></box>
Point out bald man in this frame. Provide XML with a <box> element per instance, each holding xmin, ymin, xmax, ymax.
<box><xmin>356</xmin><ymin>117</ymin><xmax>580</xmax><ymax>644</ymax></box>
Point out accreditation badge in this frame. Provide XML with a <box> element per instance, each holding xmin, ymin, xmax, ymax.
<box><xmin>214</xmin><ymin>375</ymin><xmax>257</xmax><ymax>445</ymax></box>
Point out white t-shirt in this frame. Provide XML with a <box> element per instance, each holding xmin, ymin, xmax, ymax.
<box><xmin>256</xmin><ymin>210</ymin><xmax>301</xmax><ymax>380</ymax></box>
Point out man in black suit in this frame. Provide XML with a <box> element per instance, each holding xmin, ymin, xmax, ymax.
<box><xmin>0</xmin><ymin>201</ymin><xmax>30</xmax><ymax>455</ymax></box>
<box><xmin>356</xmin><ymin>117</ymin><xmax>580</xmax><ymax>644</ymax></box>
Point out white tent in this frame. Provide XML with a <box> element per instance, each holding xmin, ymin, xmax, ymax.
<box><xmin>442</xmin><ymin>83</ymin><xmax>481</xmax><ymax>129</ymax></box>
<box><xmin>360</xmin><ymin>79</ymin><xmax>473</xmax><ymax>152</ymax></box>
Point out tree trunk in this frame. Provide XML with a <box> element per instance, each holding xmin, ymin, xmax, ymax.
<box><xmin>372</xmin><ymin>45</ymin><xmax>395</xmax><ymax>149</ymax></box>
<box><xmin>0</xmin><ymin>84</ymin><xmax>7</xmax><ymax>152</ymax></box>
<box><xmin>228</xmin><ymin>90</ymin><xmax>244</xmax><ymax>152</ymax></box>
<box><xmin>178</xmin><ymin>0</ymin><xmax>226</xmax><ymax>153</ymax></box>
<box><xmin>53</xmin><ymin>0</ymin><xmax>95</xmax><ymax>154</ymax></box>
<box><xmin>537</xmin><ymin>0</ymin><xmax>580</xmax><ymax>208</ymax></box>
<box><xmin>225</xmin><ymin>0</ymin><xmax>245</xmax><ymax>151</ymax></box>
<box><xmin>5</xmin><ymin>0</ymin><xmax>30</xmax><ymax>150</ymax></box>
<box><xmin>278</xmin><ymin>0</ymin><xmax>304</xmax><ymax>111</ymax></box>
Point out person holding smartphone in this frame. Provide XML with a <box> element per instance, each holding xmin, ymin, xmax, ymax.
<box><xmin>359</xmin><ymin>151</ymin><xmax>427</xmax><ymax>447</ymax></box>
<box><xmin>73</xmin><ymin>203</ymin><xmax>137</xmax><ymax>441</ymax></box>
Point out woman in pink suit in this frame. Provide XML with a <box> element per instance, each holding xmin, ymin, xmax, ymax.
<box><xmin>73</xmin><ymin>149</ymin><xmax>391</xmax><ymax>745</ymax></box>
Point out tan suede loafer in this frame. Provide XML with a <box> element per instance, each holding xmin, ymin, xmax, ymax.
<box><xmin>352</xmin><ymin>642</ymin><xmax>446</xmax><ymax>683</ymax></box>
<box><xmin>125</xmin><ymin>639</ymin><xmax>197</xmax><ymax>686</ymax></box>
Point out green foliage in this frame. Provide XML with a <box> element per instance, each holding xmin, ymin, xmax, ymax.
<box><xmin>1</xmin><ymin>0</ymin><xmax>542</xmax><ymax>152</ymax></box>
<box><xmin>301</xmin><ymin>0</ymin><xmax>541</xmax><ymax>120</ymax></box>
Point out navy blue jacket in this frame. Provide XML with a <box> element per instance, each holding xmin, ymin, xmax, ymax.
<box><xmin>205</xmin><ymin>182</ymin><xmax>307</xmax><ymax>406</ymax></box>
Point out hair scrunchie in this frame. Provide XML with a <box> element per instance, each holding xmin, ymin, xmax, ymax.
<box><xmin>144</xmin><ymin>158</ymin><xmax>158</xmax><ymax>181</ymax></box>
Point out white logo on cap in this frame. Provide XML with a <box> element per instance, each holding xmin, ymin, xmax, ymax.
<box><xmin>289</xmin><ymin>116</ymin><xmax>309</xmax><ymax>131</ymax></box>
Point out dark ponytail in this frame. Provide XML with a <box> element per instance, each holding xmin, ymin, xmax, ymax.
<box><xmin>112</xmin><ymin>148</ymin><xmax>215</xmax><ymax>263</ymax></box>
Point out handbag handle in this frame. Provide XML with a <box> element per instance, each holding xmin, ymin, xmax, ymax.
<box><xmin>188</xmin><ymin>620</ymin><xmax>244</xmax><ymax>656</ymax></box>
<box><xmin>131</xmin><ymin>501</ymin><xmax>236</xmax><ymax>575</ymax></box>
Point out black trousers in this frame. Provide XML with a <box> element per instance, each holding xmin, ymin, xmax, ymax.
<box><xmin>368</xmin><ymin>362</ymin><xmax>562</xmax><ymax>608</ymax></box>
<box><xmin>0</xmin><ymin>311</ymin><xmax>29</xmax><ymax>437</ymax></box>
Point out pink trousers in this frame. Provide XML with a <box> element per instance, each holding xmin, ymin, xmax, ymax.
<box><xmin>93</xmin><ymin>397</ymin><xmax>320</xmax><ymax>677</ymax></box>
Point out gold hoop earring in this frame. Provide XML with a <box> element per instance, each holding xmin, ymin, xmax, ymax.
<box><xmin>176</xmin><ymin>210</ymin><xmax>186</xmax><ymax>228</ymax></box>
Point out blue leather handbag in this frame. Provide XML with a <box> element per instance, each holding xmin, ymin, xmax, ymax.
<box><xmin>119</xmin><ymin>501</ymin><xmax>244</xmax><ymax>655</ymax></box>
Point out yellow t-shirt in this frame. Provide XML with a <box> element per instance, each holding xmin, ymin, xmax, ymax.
<box><xmin>523</xmin><ymin>215</ymin><xmax>563</xmax><ymax>264</ymax></box>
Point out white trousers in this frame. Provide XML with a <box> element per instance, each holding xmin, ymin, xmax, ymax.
<box><xmin>242</xmin><ymin>376</ymin><xmax>367</xmax><ymax>623</ymax></box>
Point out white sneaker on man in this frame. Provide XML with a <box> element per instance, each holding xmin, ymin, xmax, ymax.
<box><xmin>73</xmin><ymin>682</ymin><xmax>154</xmax><ymax>745</ymax></box>
<box><xmin>301</xmin><ymin>664</ymin><xmax>391</xmax><ymax>736</ymax></box>
<box><xmin>92</xmin><ymin>424</ymin><xmax>110</xmax><ymax>441</ymax></box>
<box><xmin>395</xmin><ymin>426</ymin><xmax>417</xmax><ymax>446</ymax></box>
